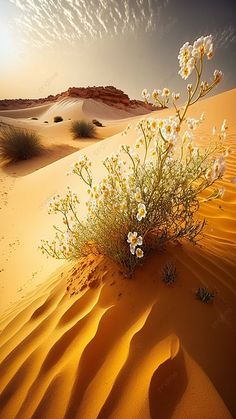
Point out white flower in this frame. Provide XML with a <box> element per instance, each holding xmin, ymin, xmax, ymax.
<box><xmin>142</xmin><ymin>88</ymin><xmax>148</xmax><ymax>97</ymax></box>
<box><xmin>162</xmin><ymin>119</ymin><xmax>179</xmax><ymax>140</ymax></box>
<box><xmin>127</xmin><ymin>232</ymin><xmax>143</xmax><ymax>254</ymax></box>
<box><xmin>130</xmin><ymin>244</ymin><xmax>136</xmax><ymax>255</ymax></box>
<box><xmin>178</xmin><ymin>42</ymin><xmax>193</xmax><ymax>65</ymax></box>
<box><xmin>204</xmin><ymin>35</ymin><xmax>214</xmax><ymax>59</ymax></box>
<box><xmin>127</xmin><ymin>231</ymin><xmax>142</xmax><ymax>246</ymax></box>
<box><xmin>142</xmin><ymin>89</ymin><xmax>150</xmax><ymax>100</ymax></box>
<box><xmin>179</xmin><ymin>66</ymin><xmax>191</xmax><ymax>79</ymax></box>
<box><xmin>162</xmin><ymin>88</ymin><xmax>170</xmax><ymax>97</ymax></box>
<box><xmin>149</xmin><ymin>118</ymin><xmax>158</xmax><ymax>131</ymax></box>
<box><xmin>172</xmin><ymin>92</ymin><xmax>180</xmax><ymax>100</ymax></box>
<box><xmin>136</xmin><ymin>248</ymin><xmax>144</xmax><ymax>258</ymax></box>
<box><xmin>134</xmin><ymin>188</ymin><xmax>142</xmax><ymax>203</ymax></box>
<box><xmin>152</xmin><ymin>89</ymin><xmax>161</xmax><ymax>100</ymax></box>
<box><xmin>213</xmin><ymin>70</ymin><xmax>223</xmax><ymax>84</ymax></box>
<box><xmin>178</xmin><ymin>42</ymin><xmax>194</xmax><ymax>80</ymax></box>
<box><xmin>137</xmin><ymin>203</ymin><xmax>147</xmax><ymax>221</ymax></box>
<box><xmin>192</xmin><ymin>35</ymin><xmax>213</xmax><ymax>59</ymax></box>
<box><xmin>179</xmin><ymin>59</ymin><xmax>194</xmax><ymax>80</ymax></box>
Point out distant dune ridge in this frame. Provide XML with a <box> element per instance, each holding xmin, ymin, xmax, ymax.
<box><xmin>0</xmin><ymin>85</ymin><xmax>155</xmax><ymax>113</ymax></box>
<box><xmin>0</xmin><ymin>89</ymin><xmax>236</xmax><ymax>418</ymax></box>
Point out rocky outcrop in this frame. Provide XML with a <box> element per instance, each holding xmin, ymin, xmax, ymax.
<box><xmin>0</xmin><ymin>86</ymin><xmax>155</xmax><ymax>112</ymax></box>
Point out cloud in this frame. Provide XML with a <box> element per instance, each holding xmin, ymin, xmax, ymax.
<box><xmin>213</xmin><ymin>25</ymin><xmax>236</xmax><ymax>49</ymax></box>
<box><xmin>8</xmin><ymin>0</ymin><xmax>168</xmax><ymax>47</ymax></box>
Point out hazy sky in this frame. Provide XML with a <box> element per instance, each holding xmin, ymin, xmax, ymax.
<box><xmin>0</xmin><ymin>0</ymin><xmax>235</xmax><ymax>100</ymax></box>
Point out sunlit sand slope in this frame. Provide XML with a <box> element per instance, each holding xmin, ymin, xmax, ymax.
<box><xmin>0</xmin><ymin>89</ymin><xmax>236</xmax><ymax>418</ymax></box>
<box><xmin>0</xmin><ymin>249</ymin><xmax>234</xmax><ymax>418</ymax></box>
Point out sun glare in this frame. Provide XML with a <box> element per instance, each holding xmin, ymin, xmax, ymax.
<box><xmin>0</xmin><ymin>24</ymin><xmax>18</xmax><ymax>65</ymax></box>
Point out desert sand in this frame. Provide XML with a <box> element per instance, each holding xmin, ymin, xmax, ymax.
<box><xmin>0</xmin><ymin>89</ymin><xmax>236</xmax><ymax>418</ymax></box>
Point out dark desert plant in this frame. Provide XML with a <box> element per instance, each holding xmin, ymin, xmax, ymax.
<box><xmin>70</xmin><ymin>120</ymin><xmax>96</xmax><ymax>139</ymax></box>
<box><xmin>0</xmin><ymin>126</ymin><xmax>44</xmax><ymax>162</ymax></box>
<box><xmin>44</xmin><ymin>121</ymin><xmax>48</xmax><ymax>123</ymax></box>
<box><xmin>195</xmin><ymin>287</ymin><xmax>216</xmax><ymax>303</ymax></box>
<box><xmin>31</xmin><ymin>117</ymin><xmax>38</xmax><ymax>120</ymax></box>
<box><xmin>54</xmin><ymin>116</ymin><xmax>63</xmax><ymax>123</ymax></box>
<box><xmin>92</xmin><ymin>119</ymin><xmax>103</xmax><ymax>127</ymax></box>
<box><xmin>162</xmin><ymin>262</ymin><xmax>177</xmax><ymax>285</ymax></box>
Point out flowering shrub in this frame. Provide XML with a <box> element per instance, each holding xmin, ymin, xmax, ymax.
<box><xmin>40</xmin><ymin>35</ymin><xmax>229</xmax><ymax>276</ymax></box>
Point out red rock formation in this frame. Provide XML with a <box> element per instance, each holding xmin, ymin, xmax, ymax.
<box><xmin>0</xmin><ymin>86</ymin><xmax>156</xmax><ymax>112</ymax></box>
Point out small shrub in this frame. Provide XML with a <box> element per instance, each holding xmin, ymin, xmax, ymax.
<box><xmin>54</xmin><ymin>116</ymin><xmax>63</xmax><ymax>123</ymax></box>
<box><xmin>195</xmin><ymin>287</ymin><xmax>216</xmax><ymax>303</ymax></box>
<box><xmin>40</xmin><ymin>35</ymin><xmax>228</xmax><ymax>277</ymax></box>
<box><xmin>92</xmin><ymin>119</ymin><xmax>103</xmax><ymax>127</ymax></box>
<box><xmin>31</xmin><ymin>117</ymin><xmax>38</xmax><ymax>120</ymax></box>
<box><xmin>0</xmin><ymin>126</ymin><xmax>44</xmax><ymax>162</ymax></box>
<box><xmin>162</xmin><ymin>262</ymin><xmax>177</xmax><ymax>285</ymax></box>
<box><xmin>70</xmin><ymin>120</ymin><xmax>96</xmax><ymax>139</ymax></box>
<box><xmin>44</xmin><ymin>121</ymin><xmax>48</xmax><ymax>123</ymax></box>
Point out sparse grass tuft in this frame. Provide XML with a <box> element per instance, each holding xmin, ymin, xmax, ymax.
<box><xmin>0</xmin><ymin>126</ymin><xmax>44</xmax><ymax>162</ymax></box>
<box><xmin>92</xmin><ymin>119</ymin><xmax>103</xmax><ymax>127</ymax></box>
<box><xmin>70</xmin><ymin>120</ymin><xmax>96</xmax><ymax>139</ymax></box>
<box><xmin>54</xmin><ymin>116</ymin><xmax>63</xmax><ymax>123</ymax></box>
<box><xmin>195</xmin><ymin>287</ymin><xmax>216</xmax><ymax>303</ymax></box>
<box><xmin>162</xmin><ymin>262</ymin><xmax>177</xmax><ymax>285</ymax></box>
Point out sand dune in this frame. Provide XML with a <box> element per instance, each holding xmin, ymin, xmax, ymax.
<box><xmin>0</xmin><ymin>97</ymin><xmax>138</xmax><ymax>176</ymax></box>
<box><xmin>0</xmin><ymin>103</ymin><xmax>53</xmax><ymax>120</ymax></box>
<box><xmin>0</xmin><ymin>89</ymin><xmax>236</xmax><ymax>418</ymax></box>
<box><xmin>0</xmin><ymin>97</ymin><xmax>144</xmax><ymax>124</ymax></box>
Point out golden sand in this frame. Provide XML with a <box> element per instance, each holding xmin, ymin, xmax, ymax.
<box><xmin>0</xmin><ymin>90</ymin><xmax>235</xmax><ymax>418</ymax></box>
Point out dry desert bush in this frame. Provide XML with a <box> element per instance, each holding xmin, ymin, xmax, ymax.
<box><xmin>41</xmin><ymin>35</ymin><xmax>229</xmax><ymax>276</ymax></box>
<box><xmin>70</xmin><ymin>120</ymin><xmax>97</xmax><ymax>139</ymax></box>
<box><xmin>0</xmin><ymin>126</ymin><xmax>44</xmax><ymax>162</ymax></box>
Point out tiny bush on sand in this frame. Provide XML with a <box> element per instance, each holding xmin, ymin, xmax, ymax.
<box><xmin>0</xmin><ymin>126</ymin><xmax>44</xmax><ymax>162</ymax></box>
<box><xmin>196</xmin><ymin>287</ymin><xmax>216</xmax><ymax>303</ymax></box>
<box><xmin>162</xmin><ymin>262</ymin><xmax>177</xmax><ymax>285</ymax></box>
<box><xmin>54</xmin><ymin>116</ymin><xmax>63</xmax><ymax>123</ymax></box>
<box><xmin>70</xmin><ymin>120</ymin><xmax>96</xmax><ymax>139</ymax></box>
<box><xmin>92</xmin><ymin>119</ymin><xmax>103</xmax><ymax>127</ymax></box>
<box><xmin>41</xmin><ymin>35</ymin><xmax>228</xmax><ymax>277</ymax></box>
